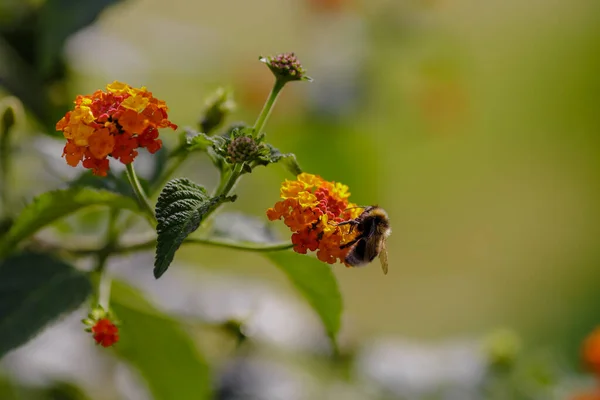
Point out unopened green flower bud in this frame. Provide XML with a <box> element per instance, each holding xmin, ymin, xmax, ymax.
<box><xmin>227</xmin><ymin>136</ymin><xmax>258</xmax><ymax>164</ymax></box>
<box><xmin>199</xmin><ymin>88</ymin><xmax>236</xmax><ymax>134</ymax></box>
<box><xmin>260</xmin><ymin>52</ymin><xmax>312</xmax><ymax>83</ymax></box>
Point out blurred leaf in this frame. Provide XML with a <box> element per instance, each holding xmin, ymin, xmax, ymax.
<box><xmin>0</xmin><ymin>36</ymin><xmax>50</xmax><ymax>126</ymax></box>
<box><xmin>154</xmin><ymin>178</ymin><xmax>219</xmax><ymax>278</ymax></box>
<box><xmin>37</xmin><ymin>0</ymin><xmax>121</xmax><ymax>75</ymax></box>
<box><xmin>148</xmin><ymin>147</ymin><xmax>169</xmax><ymax>187</ymax></box>
<box><xmin>69</xmin><ymin>170</ymin><xmax>149</xmax><ymax>200</ymax></box>
<box><xmin>0</xmin><ymin>375</ymin><xmax>14</xmax><ymax>399</ymax></box>
<box><xmin>266</xmin><ymin>251</ymin><xmax>342</xmax><ymax>346</ymax></box>
<box><xmin>186</xmin><ymin>129</ymin><xmax>225</xmax><ymax>152</ymax></box>
<box><xmin>0</xmin><ymin>187</ymin><xmax>140</xmax><ymax>257</ymax></box>
<box><xmin>111</xmin><ymin>280</ymin><xmax>211</xmax><ymax>400</ymax></box>
<box><xmin>0</xmin><ymin>252</ymin><xmax>92</xmax><ymax>358</ymax></box>
<box><xmin>209</xmin><ymin>212</ymin><xmax>280</xmax><ymax>244</ymax></box>
<box><xmin>43</xmin><ymin>382</ymin><xmax>92</xmax><ymax>400</ymax></box>
<box><xmin>184</xmin><ymin>129</ymin><xmax>226</xmax><ymax>171</ymax></box>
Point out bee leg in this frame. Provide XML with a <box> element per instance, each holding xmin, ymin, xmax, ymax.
<box><xmin>340</xmin><ymin>237</ymin><xmax>360</xmax><ymax>250</ymax></box>
<box><xmin>335</xmin><ymin>220</ymin><xmax>358</xmax><ymax>227</ymax></box>
<box><xmin>335</xmin><ymin>219</ymin><xmax>358</xmax><ymax>234</ymax></box>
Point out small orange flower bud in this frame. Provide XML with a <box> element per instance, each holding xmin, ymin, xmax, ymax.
<box><xmin>83</xmin><ymin>306</ymin><xmax>120</xmax><ymax>348</ymax></box>
<box><xmin>91</xmin><ymin>318</ymin><xmax>119</xmax><ymax>348</ymax></box>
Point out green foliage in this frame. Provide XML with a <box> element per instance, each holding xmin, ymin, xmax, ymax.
<box><xmin>0</xmin><ymin>1</ymin><xmax>120</xmax><ymax>128</ymax></box>
<box><xmin>186</xmin><ymin>129</ymin><xmax>225</xmax><ymax>153</ymax></box>
<box><xmin>186</xmin><ymin>127</ymin><xmax>301</xmax><ymax>176</ymax></box>
<box><xmin>154</xmin><ymin>178</ymin><xmax>220</xmax><ymax>278</ymax></box>
<box><xmin>266</xmin><ymin>251</ymin><xmax>343</xmax><ymax>347</ymax></box>
<box><xmin>255</xmin><ymin>143</ymin><xmax>302</xmax><ymax>175</ymax></box>
<box><xmin>38</xmin><ymin>0</ymin><xmax>121</xmax><ymax>75</ymax></box>
<box><xmin>111</xmin><ymin>281</ymin><xmax>211</xmax><ymax>400</ymax></box>
<box><xmin>0</xmin><ymin>187</ymin><xmax>140</xmax><ymax>258</ymax></box>
<box><xmin>69</xmin><ymin>170</ymin><xmax>150</xmax><ymax>200</ymax></box>
<box><xmin>0</xmin><ymin>48</ymin><xmax>355</xmax><ymax>397</ymax></box>
<box><xmin>184</xmin><ymin>129</ymin><xmax>226</xmax><ymax>171</ymax></box>
<box><xmin>0</xmin><ymin>252</ymin><xmax>92</xmax><ymax>358</ymax></box>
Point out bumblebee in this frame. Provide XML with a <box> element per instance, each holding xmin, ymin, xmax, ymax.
<box><xmin>337</xmin><ymin>206</ymin><xmax>391</xmax><ymax>274</ymax></box>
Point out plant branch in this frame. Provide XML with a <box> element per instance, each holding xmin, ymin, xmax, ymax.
<box><xmin>63</xmin><ymin>236</ymin><xmax>293</xmax><ymax>256</ymax></box>
<box><xmin>253</xmin><ymin>79</ymin><xmax>285</xmax><ymax>135</ymax></box>
<box><xmin>125</xmin><ymin>162</ymin><xmax>156</xmax><ymax>223</ymax></box>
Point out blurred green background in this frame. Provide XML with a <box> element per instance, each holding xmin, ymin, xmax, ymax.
<box><xmin>1</xmin><ymin>0</ymin><xmax>600</xmax><ymax>398</ymax></box>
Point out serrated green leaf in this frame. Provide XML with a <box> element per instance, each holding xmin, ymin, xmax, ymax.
<box><xmin>184</xmin><ymin>129</ymin><xmax>228</xmax><ymax>171</ymax></box>
<box><xmin>186</xmin><ymin>129</ymin><xmax>224</xmax><ymax>152</ymax></box>
<box><xmin>0</xmin><ymin>252</ymin><xmax>92</xmax><ymax>358</ymax></box>
<box><xmin>256</xmin><ymin>144</ymin><xmax>302</xmax><ymax>175</ymax></box>
<box><xmin>0</xmin><ymin>187</ymin><xmax>140</xmax><ymax>258</ymax></box>
<box><xmin>265</xmin><ymin>251</ymin><xmax>342</xmax><ymax>347</ymax></box>
<box><xmin>111</xmin><ymin>280</ymin><xmax>211</xmax><ymax>400</ymax></box>
<box><xmin>154</xmin><ymin>178</ymin><xmax>219</xmax><ymax>279</ymax></box>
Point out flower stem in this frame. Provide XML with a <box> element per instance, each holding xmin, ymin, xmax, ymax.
<box><xmin>221</xmin><ymin>163</ymin><xmax>244</xmax><ymax>196</ymax></box>
<box><xmin>0</xmin><ymin>102</ymin><xmax>17</xmax><ymax>218</ymax></box>
<box><xmin>252</xmin><ymin>79</ymin><xmax>285</xmax><ymax>134</ymax></box>
<box><xmin>61</xmin><ymin>235</ymin><xmax>293</xmax><ymax>256</ymax></box>
<box><xmin>117</xmin><ymin>236</ymin><xmax>294</xmax><ymax>254</ymax></box>
<box><xmin>98</xmin><ymin>271</ymin><xmax>112</xmax><ymax>310</ymax></box>
<box><xmin>125</xmin><ymin>162</ymin><xmax>156</xmax><ymax>223</ymax></box>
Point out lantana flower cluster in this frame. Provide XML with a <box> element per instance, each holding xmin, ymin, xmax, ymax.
<box><xmin>267</xmin><ymin>173</ymin><xmax>362</xmax><ymax>264</ymax></box>
<box><xmin>56</xmin><ymin>81</ymin><xmax>177</xmax><ymax>176</ymax></box>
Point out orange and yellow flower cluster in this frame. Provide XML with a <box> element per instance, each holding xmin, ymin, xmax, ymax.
<box><xmin>267</xmin><ymin>173</ymin><xmax>362</xmax><ymax>264</ymax></box>
<box><xmin>56</xmin><ymin>81</ymin><xmax>177</xmax><ymax>176</ymax></box>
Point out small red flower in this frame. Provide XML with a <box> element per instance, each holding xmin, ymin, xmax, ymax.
<box><xmin>91</xmin><ymin>318</ymin><xmax>119</xmax><ymax>348</ymax></box>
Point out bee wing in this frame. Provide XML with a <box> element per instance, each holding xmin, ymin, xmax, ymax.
<box><xmin>379</xmin><ymin>238</ymin><xmax>389</xmax><ymax>275</ymax></box>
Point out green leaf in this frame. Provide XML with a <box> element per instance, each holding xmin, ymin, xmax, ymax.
<box><xmin>0</xmin><ymin>187</ymin><xmax>140</xmax><ymax>258</ymax></box>
<box><xmin>148</xmin><ymin>147</ymin><xmax>169</xmax><ymax>187</ymax></box>
<box><xmin>185</xmin><ymin>129</ymin><xmax>224</xmax><ymax>152</ymax></box>
<box><xmin>265</xmin><ymin>251</ymin><xmax>342</xmax><ymax>347</ymax></box>
<box><xmin>69</xmin><ymin>170</ymin><xmax>150</xmax><ymax>200</ymax></box>
<box><xmin>38</xmin><ymin>0</ymin><xmax>121</xmax><ymax>75</ymax></box>
<box><xmin>154</xmin><ymin>178</ymin><xmax>219</xmax><ymax>279</ymax></box>
<box><xmin>184</xmin><ymin>129</ymin><xmax>227</xmax><ymax>171</ymax></box>
<box><xmin>256</xmin><ymin>144</ymin><xmax>302</xmax><ymax>175</ymax></box>
<box><xmin>111</xmin><ymin>280</ymin><xmax>211</xmax><ymax>400</ymax></box>
<box><xmin>0</xmin><ymin>252</ymin><xmax>92</xmax><ymax>358</ymax></box>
